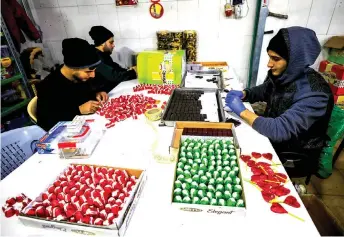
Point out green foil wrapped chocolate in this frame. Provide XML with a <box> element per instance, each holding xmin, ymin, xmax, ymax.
<box><xmin>174</xmin><ymin>180</ymin><xmax>182</xmax><ymax>189</ymax></box>
<box><xmin>216</xmin><ymin>184</ymin><xmax>224</xmax><ymax>192</ymax></box>
<box><xmin>223</xmin><ymin>190</ymin><xmax>232</xmax><ymax>199</ymax></box>
<box><xmin>215</xmin><ymin>191</ymin><xmax>223</xmax><ymax>199</ymax></box>
<box><xmin>174</xmin><ymin>188</ymin><xmax>182</xmax><ymax>196</ymax></box>
<box><xmin>184</xmin><ymin>165</ymin><xmax>192</xmax><ymax>171</ymax></box>
<box><xmin>208</xmin><ymin>166</ymin><xmax>215</xmax><ymax>173</ymax></box>
<box><xmin>198</xmin><ymin>190</ymin><xmax>206</xmax><ymax>198</ymax></box>
<box><xmin>210</xmin><ymin>198</ymin><xmax>218</xmax><ymax>206</ymax></box>
<box><xmin>200</xmin><ymin>175</ymin><xmax>208</xmax><ymax>184</ymax></box>
<box><xmin>208</xmin><ymin>184</ymin><xmax>216</xmax><ymax>193</ymax></box>
<box><xmin>236</xmin><ymin>199</ymin><xmax>245</xmax><ymax>207</ymax></box>
<box><xmin>199</xmin><ymin>183</ymin><xmax>207</xmax><ymax>190</ymax></box>
<box><xmin>183</xmin><ymin>170</ymin><xmax>191</xmax><ymax>179</ymax></box>
<box><xmin>190</xmin><ymin>188</ymin><xmax>197</xmax><ymax>198</ymax></box>
<box><xmin>176</xmin><ymin>168</ymin><xmax>184</xmax><ymax>176</ymax></box>
<box><xmin>179</xmin><ymin>151</ymin><xmax>186</xmax><ymax>157</ymax></box>
<box><xmin>186</xmin><ymin>152</ymin><xmax>193</xmax><ymax>159</ymax></box>
<box><xmin>218</xmin><ymin>199</ymin><xmax>226</xmax><ymax>206</ymax></box>
<box><xmin>208</xmin><ymin>149</ymin><xmax>214</xmax><ymax>156</ymax></box>
<box><xmin>187</xmin><ymin>159</ymin><xmax>194</xmax><ymax>165</ymax></box>
<box><xmin>226</xmin><ymin>198</ymin><xmax>236</xmax><ymax>207</ymax></box>
<box><xmin>182</xmin><ymin>189</ymin><xmax>190</xmax><ymax>197</ymax></box>
<box><xmin>198</xmin><ymin>170</ymin><xmax>205</xmax><ymax>176</ymax></box>
<box><xmin>208</xmin><ymin>178</ymin><xmax>216</xmax><ymax>185</ymax></box>
<box><xmin>233</xmin><ymin>177</ymin><xmax>241</xmax><ymax>185</ymax></box>
<box><xmin>185</xmin><ymin>178</ymin><xmax>193</xmax><ymax>184</ymax></box>
<box><xmin>174</xmin><ymin>195</ymin><xmax>182</xmax><ymax>203</ymax></box>
<box><xmin>192</xmin><ymin>196</ymin><xmax>200</xmax><ymax>204</ymax></box>
<box><xmin>192</xmin><ymin>175</ymin><xmax>200</xmax><ymax>183</ymax></box>
<box><xmin>224</xmin><ymin>166</ymin><xmax>231</xmax><ymax>172</ymax></box>
<box><xmin>233</xmin><ymin>185</ymin><xmax>243</xmax><ymax>194</ymax></box>
<box><xmin>190</xmin><ymin>169</ymin><xmax>198</xmax><ymax>176</ymax></box>
<box><xmin>182</xmin><ymin>183</ymin><xmax>191</xmax><ymax>190</ymax></box>
<box><xmin>177</xmin><ymin>174</ymin><xmax>185</xmax><ymax>182</ymax></box>
<box><xmin>215</xmin><ymin>177</ymin><xmax>224</xmax><ymax>185</ymax></box>
<box><xmin>177</xmin><ymin>162</ymin><xmax>185</xmax><ymax>169</ymax></box>
<box><xmin>200</xmin><ymin>197</ymin><xmax>210</xmax><ymax>205</ymax></box>
<box><xmin>191</xmin><ymin>181</ymin><xmax>199</xmax><ymax>189</ymax></box>
<box><xmin>224</xmin><ymin>177</ymin><xmax>232</xmax><ymax>185</ymax></box>
<box><xmin>179</xmin><ymin>157</ymin><xmax>187</xmax><ymax>164</ymax></box>
<box><xmin>206</xmin><ymin>192</ymin><xmax>214</xmax><ymax>199</ymax></box>
<box><xmin>232</xmin><ymin>191</ymin><xmax>240</xmax><ymax>200</ymax></box>
<box><xmin>213</xmin><ymin>171</ymin><xmax>220</xmax><ymax>179</ymax></box>
<box><xmin>194</xmin><ymin>158</ymin><xmax>202</xmax><ymax>164</ymax></box>
<box><xmin>225</xmin><ymin>183</ymin><xmax>233</xmax><ymax>193</ymax></box>
<box><xmin>183</xmin><ymin>196</ymin><xmax>192</xmax><ymax>204</ymax></box>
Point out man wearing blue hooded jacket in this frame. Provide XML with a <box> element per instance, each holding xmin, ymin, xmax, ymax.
<box><xmin>225</xmin><ymin>27</ymin><xmax>334</xmax><ymax>177</ymax></box>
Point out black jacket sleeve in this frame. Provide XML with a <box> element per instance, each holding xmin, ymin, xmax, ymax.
<box><xmin>96</xmin><ymin>62</ymin><xmax>136</xmax><ymax>84</ymax></box>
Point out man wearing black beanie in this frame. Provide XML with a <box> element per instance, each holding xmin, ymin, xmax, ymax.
<box><xmin>36</xmin><ymin>38</ymin><xmax>109</xmax><ymax>131</ymax></box>
<box><xmin>89</xmin><ymin>26</ymin><xmax>137</xmax><ymax>93</ymax></box>
<box><xmin>225</xmin><ymin>27</ymin><xmax>334</xmax><ymax>178</ymax></box>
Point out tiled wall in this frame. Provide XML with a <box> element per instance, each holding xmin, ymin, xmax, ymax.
<box><xmin>26</xmin><ymin>0</ymin><xmax>343</xmax><ymax>86</ymax></box>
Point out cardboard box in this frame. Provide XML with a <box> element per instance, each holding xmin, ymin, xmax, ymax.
<box><xmin>324</xmin><ymin>36</ymin><xmax>344</xmax><ymax>65</ymax></box>
<box><xmin>334</xmin><ymin>95</ymin><xmax>344</xmax><ymax>107</ymax></box>
<box><xmin>170</xmin><ymin>122</ymin><xmax>247</xmax><ymax>217</ymax></box>
<box><xmin>19</xmin><ymin>164</ymin><xmax>146</xmax><ymax>236</ymax></box>
<box><xmin>137</xmin><ymin>50</ymin><xmax>186</xmax><ymax>85</ymax></box>
<box><xmin>319</xmin><ymin>60</ymin><xmax>344</xmax><ymax>96</ymax></box>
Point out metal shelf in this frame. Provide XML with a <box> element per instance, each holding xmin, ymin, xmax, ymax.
<box><xmin>1</xmin><ymin>99</ymin><xmax>30</xmax><ymax>118</ymax></box>
<box><xmin>1</xmin><ymin>74</ymin><xmax>22</xmax><ymax>86</ymax></box>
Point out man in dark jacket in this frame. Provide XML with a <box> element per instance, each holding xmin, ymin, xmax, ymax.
<box><xmin>36</xmin><ymin>38</ymin><xmax>109</xmax><ymax>131</ymax></box>
<box><xmin>225</xmin><ymin>27</ymin><xmax>334</xmax><ymax>176</ymax></box>
<box><xmin>89</xmin><ymin>26</ymin><xmax>137</xmax><ymax>93</ymax></box>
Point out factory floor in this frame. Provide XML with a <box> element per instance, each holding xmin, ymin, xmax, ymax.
<box><xmin>297</xmin><ymin>145</ymin><xmax>344</xmax><ymax>236</ymax></box>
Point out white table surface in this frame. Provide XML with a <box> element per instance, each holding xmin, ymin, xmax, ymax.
<box><xmin>0</xmin><ymin>79</ymin><xmax>320</xmax><ymax>237</ymax></box>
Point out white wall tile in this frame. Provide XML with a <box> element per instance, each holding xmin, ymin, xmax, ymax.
<box><xmin>140</xmin><ymin>38</ymin><xmax>158</xmax><ymax>51</ymax></box>
<box><xmin>96</xmin><ymin>0</ymin><xmax>115</xmax><ymax>4</ymax></box>
<box><xmin>30</xmin><ymin>0</ymin><xmax>59</xmax><ymax>8</ymax></box>
<box><xmin>35</xmin><ymin>8</ymin><xmax>67</xmax><ymax>41</ymax></box>
<box><xmin>177</xmin><ymin>0</ymin><xmax>199</xmax><ymax>30</ymax></box>
<box><xmin>97</xmin><ymin>4</ymin><xmax>121</xmax><ymax>39</ymax></box>
<box><xmin>285</xmin><ymin>0</ymin><xmax>312</xmax><ymax>27</ymax></box>
<box><xmin>60</xmin><ymin>6</ymin><xmax>100</xmax><ymax>40</ymax></box>
<box><xmin>117</xmin><ymin>8</ymin><xmax>140</xmax><ymax>39</ymax></box>
<box><xmin>327</xmin><ymin>0</ymin><xmax>344</xmax><ymax>35</ymax></box>
<box><xmin>57</xmin><ymin>0</ymin><xmax>77</xmax><ymax>7</ymax></box>
<box><xmin>77</xmin><ymin>0</ymin><xmax>97</xmax><ymax>6</ymax></box>
<box><xmin>307</xmin><ymin>0</ymin><xmax>337</xmax><ymax>34</ymax></box>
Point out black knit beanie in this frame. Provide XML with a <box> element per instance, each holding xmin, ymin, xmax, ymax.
<box><xmin>89</xmin><ymin>26</ymin><xmax>114</xmax><ymax>46</ymax></box>
<box><xmin>267</xmin><ymin>29</ymin><xmax>289</xmax><ymax>62</ymax></box>
<box><xmin>62</xmin><ymin>38</ymin><xmax>100</xmax><ymax>69</ymax></box>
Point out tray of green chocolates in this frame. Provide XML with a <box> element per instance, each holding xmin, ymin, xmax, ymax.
<box><xmin>172</xmin><ymin>136</ymin><xmax>246</xmax><ymax>213</ymax></box>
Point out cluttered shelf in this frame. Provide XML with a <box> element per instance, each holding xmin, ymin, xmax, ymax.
<box><xmin>1</xmin><ymin>74</ymin><xmax>22</xmax><ymax>86</ymax></box>
<box><xmin>1</xmin><ymin>98</ymin><xmax>30</xmax><ymax>118</ymax></box>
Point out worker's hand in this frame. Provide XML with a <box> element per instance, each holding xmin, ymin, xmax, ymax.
<box><xmin>96</xmin><ymin>91</ymin><xmax>109</xmax><ymax>103</ymax></box>
<box><xmin>79</xmin><ymin>100</ymin><xmax>100</xmax><ymax>114</ymax></box>
<box><xmin>225</xmin><ymin>96</ymin><xmax>246</xmax><ymax>116</ymax></box>
<box><xmin>225</xmin><ymin>90</ymin><xmax>245</xmax><ymax>104</ymax></box>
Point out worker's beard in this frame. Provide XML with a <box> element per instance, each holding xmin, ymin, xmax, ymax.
<box><xmin>104</xmin><ymin>44</ymin><xmax>113</xmax><ymax>54</ymax></box>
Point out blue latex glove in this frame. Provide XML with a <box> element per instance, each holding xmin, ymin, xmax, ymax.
<box><xmin>225</xmin><ymin>90</ymin><xmax>244</xmax><ymax>105</ymax></box>
<box><xmin>225</xmin><ymin>96</ymin><xmax>246</xmax><ymax>116</ymax></box>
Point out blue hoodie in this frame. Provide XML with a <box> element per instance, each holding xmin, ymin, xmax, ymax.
<box><xmin>245</xmin><ymin>27</ymin><xmax>334</xmax><ymax>158</ymax></box>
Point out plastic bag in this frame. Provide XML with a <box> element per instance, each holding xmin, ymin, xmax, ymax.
<box><xmin>317</xmin><ymin>105</ymin><xmax>344</xmax><ymax>178</ymax></box>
